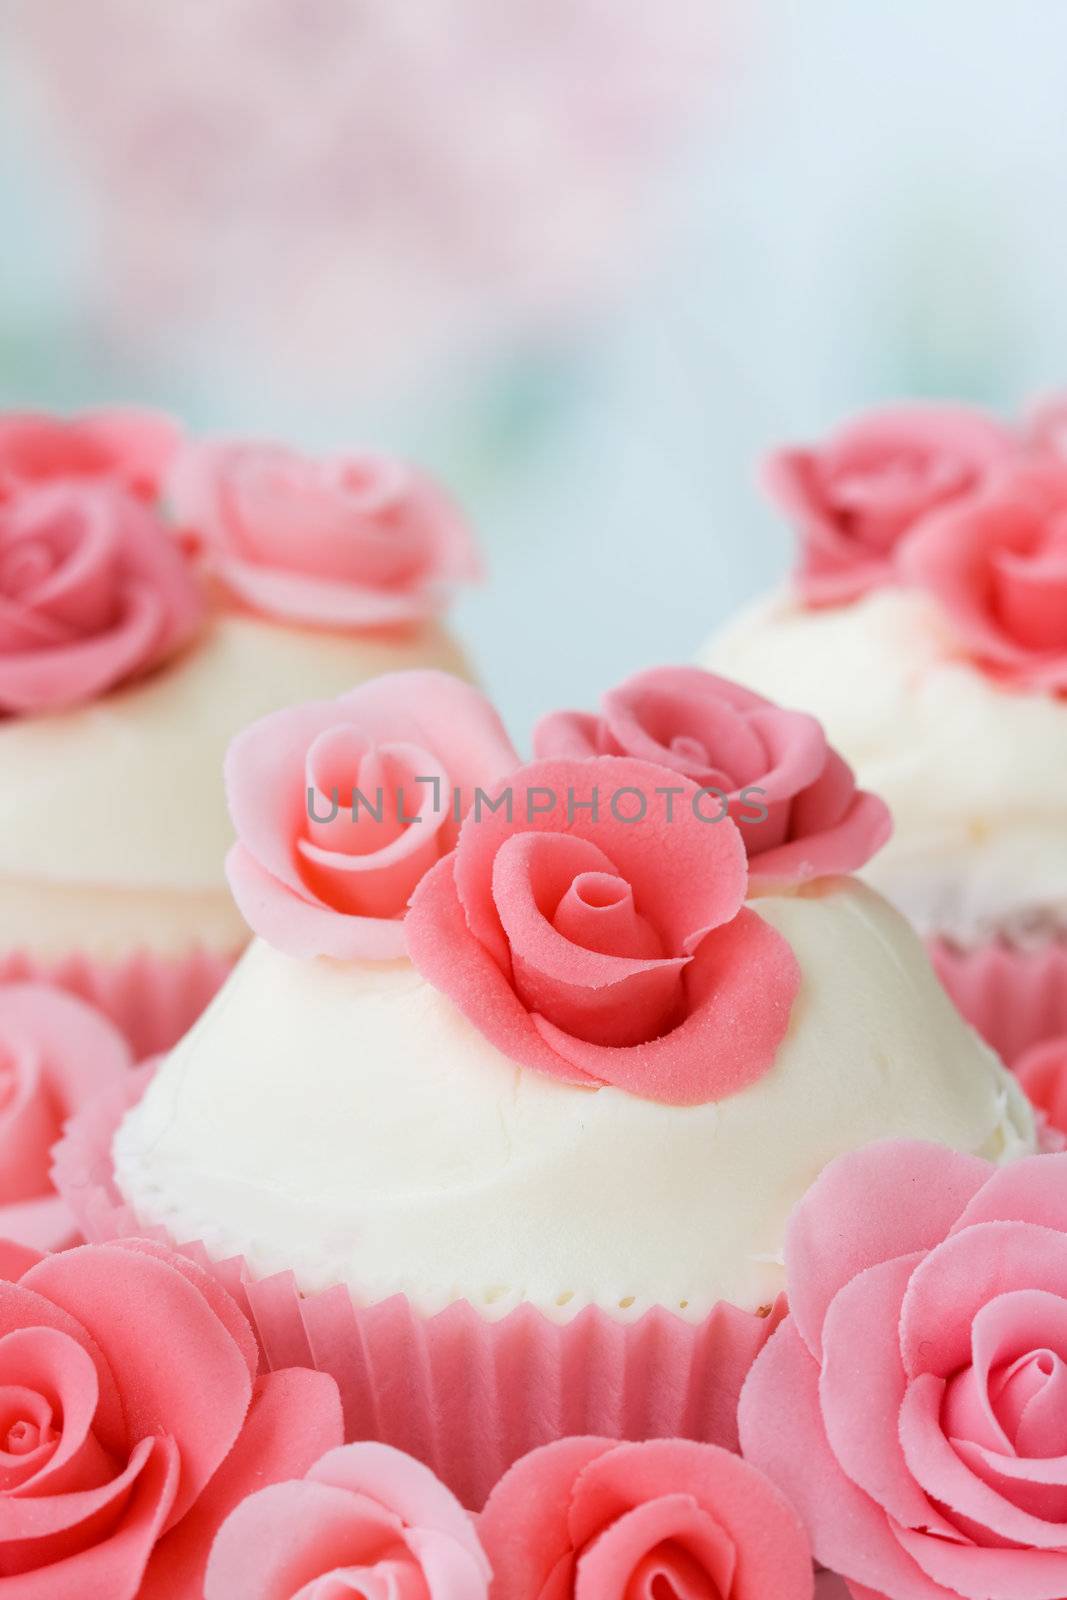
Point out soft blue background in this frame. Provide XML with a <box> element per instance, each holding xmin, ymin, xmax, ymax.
<box><xmin>3</xmin><ymin>0</ymin><xmax>1067</xmax><ymax>738</ymax></box>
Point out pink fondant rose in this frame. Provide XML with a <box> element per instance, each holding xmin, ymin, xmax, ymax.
<box><xmin>405</xmin><ymin>756</ymin><xmax>800</xmax><ymax>1104</ymax></box>
<box><xmin>901</xmin><ymin>460</ymin><xmax>1067</xmax><ymax>693</ymax></box>
<box><xmin>740</xmin><ymin>1139</ymin><xmax>1067</xmax><ymax>1600</ymax></box>
<box><xmin>0</xmin><ymin>1236</ymin><xmax>342</xmax><ymax>1599</ymax></box>
<box><xmin>535</xmin><ymin>666</ymin><xmax>890</xmax><ymax>885</ymax></box>
<box><xmin>0</xmin><ymin>985</ymin><xmax>131</xmax><ymax>1252</ymax></box>
<box><xmin>170</xmin><ymin>439</ymin><xmax>481</xmax><ymax>627</ymax></box>
<box><xmin>205</xmin><ymin>1441</ymin><xmax>490</xmax><ymax>1599</ymax></box>
<box><xmin>479</xmin><ymin>1436</ymin><xmax>813</xmax><ymax>1599</ymax></box>
<box><xmin>1016</xmin><ymin>1035</ymin><xmax>1067</xmax><ymax>1144</ymax></box>
<box><xmin>764</xmin><ymin>404</ymin><xmax>1014</xmax><ymax>605</ymax></box>
<box><xmin>0</xmin><ymin>407</ymin><xmax>181</xmax><ymax>500</ymax></box>
<box><xmin>225</xmin><ymin>671</ymin><xmax>519</xmax><ymax>959</ymax></box>
<box><xmin>0</xmin><ymin>480</ymin><xmax>204</xmax><ymax>713</ymax></box>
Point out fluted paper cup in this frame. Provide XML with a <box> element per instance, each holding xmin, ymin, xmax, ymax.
<box><xmin>54</xmin><ymin>1069</ymin><xmax>785</xmax><ymax>1508</ymax></box>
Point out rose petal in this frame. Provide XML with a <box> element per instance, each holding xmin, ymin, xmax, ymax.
<box><xmin>142</xmin><ymin>1367</ymin><xmax>343</xmax><ymax>1600</ymax></box>
<box><xmin>22</xmin><ymin>1243</ymin><xmax>254</xmax><ymax>1528</ymax></box>
<box><xmin>739</xmin><ymin>1318</ymin><xmax>947</xmax><ymax>1599</ymax></box>
<box><xmin>784</xmin><ymin>1140</ymin><xmax>992</xmax><ymax>1360</ymax></box>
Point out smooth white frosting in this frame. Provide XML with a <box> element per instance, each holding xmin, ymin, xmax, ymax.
<box><xmin>0</xmin><ymin>613</ymin><xmax>467</xmax><ymax>958</ymax></box>
<box><xmin>701</xmin><ymin>588</ymin><xmax>1067</xmax><ymax>946</ymax></box>
<box><xmin>113</xmin><ymin>877</ymin><xmax>1033</xmax><ymax>1324</ymax></box>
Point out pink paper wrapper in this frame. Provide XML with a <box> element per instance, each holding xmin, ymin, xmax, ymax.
<box><xmin>929</xmin><ymin>935</ymin><xmax>1067</xmax><ymax>1066</ymax></box>
<box><xmin>54</xmin><ymin>1069</ymin><xmax>786</xmax><ymax>1510</ymax></box>
<box><xmin>0</xmin><ymin>944</ymin><xmax>239</xmax><ymax>1060</ymax></box>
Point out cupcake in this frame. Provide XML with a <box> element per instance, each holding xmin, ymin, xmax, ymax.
<box><xmin>701</xmin><ymin>400</ymin><xmax>1067</xmax><ymax>1063</ymax></box>
<box><xmin>0</xmin><ymin>410</ymin><xmax>479</xmax><ymax>1056</ymax></box>
<box><xmin>57</xmin><ymin>667</ymin><xmax>1033</xmax><ymax>1507</ymax></box>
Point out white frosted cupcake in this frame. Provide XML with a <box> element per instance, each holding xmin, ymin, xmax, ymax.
<box><xmin>702</xmin><ymin>401</ymin><xmax>1067</xmax><ymax>1063</ymax></box>
<box><xmin>0</xmin><ymin>411</ymin><xmax>478</xmax><ymax>1054</ymax></box>
<box><xmin>60</xmin><ymin>666</ymin><xmax>1032</xmax><ymax>1505</ymax></box>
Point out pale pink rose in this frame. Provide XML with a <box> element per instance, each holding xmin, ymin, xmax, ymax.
<box><xmin>0</xmin><ymin>408</ymin><xmax>181</xmax><ymax>500</ymax></box>
<box><xmin>764</xmin><ymin>405</ymin><xmax>1015</xmax><ymax>605</ymax></box>
<box><xmin>535</xmin><ymin>666</ymin><xmax>891</xmax><ymax>886</ymax></box>
<box><xmin>225</xmin><ymin>671</ymin><xmax>519</xmax><ymax>960</ymax></box>
<box><xmin>170</xmin><ymin>441</ymin><xmax>481</xmax><ymax>628</ymax></box>
<box><xmin>0</xmin><ymin>479</ymin><xmax>205</xmax><ymax>714</ymax></box>
<box><xmin>740</xmin><ymin>1139</ymin><xmax>1067</xmax><ymax>1600</ymax></box>
<box><xmin>405</xmin><ymin>755</ymin><xmax>800</xmax><ymax>1105</ymax></box>
<box><xmin>0</xmin><ymin>984</ymin><xmax>131</xmax><ymax>1252</ymax></box>
<box><xmin>900</xmin><ymin>459</ymin><xmax>1067</xmax><ymax>693</ymax></box>
<box><xmin>1016</xmin><ymin>1035</ymin><xmax>1067</xmax><ymax>1144</ymax></box>
<box><xmin>0</xmin><ymin>1236</ymin><xmax>343</xmax><ymax>1600</ymax></box>
<box><xmin>478</xmin><ymin>1435</ymin><xmax>813</xmax><ymax>1599</ymax></box>
<box><xmin>205</xmin><ymin>1440</ymin><xmax>490</xmax><ymax>1600</ymax></box>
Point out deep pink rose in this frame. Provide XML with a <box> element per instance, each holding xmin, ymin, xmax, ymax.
<box><xmin>478</xmin><ymin>1436</ymin><xmax>813</xmax><ymax>1599</ymax></box>
<box><xmin>405</xmin><ymin>756</ymin><xmax>800</xmax><ymax>1104</ymax></box>
<box><xmin>535</xmin><ymin>666</ymin><xmax>891</xmax><ymax>886</ymax></box>
<box><xmin>205</xmin><ymin>1441</ymin><xmax>490</xmax><ymax>1599</ymax></box>
<box><xmin>900</xmin><ymin>460</ymin><xmax>1067</xmax><ymax>693</ymax></box>
<box><xmin>0</xmin><ymin>480</ymin><xmax>205</xmax><ymax>713</ymax></box>
<box><xmin>740</xmin><ymin>1140</ymin><xmax>1067</xmax><ymax>1600</ymax></box>
<box><xmin>764</xmin><ymin>404</ymin><xmax>1015</xmax><ymax>605</ymax></box>
<box><xmin>225</xmin><ymin>671</ymin><xmax>520</xmax><ymax>960</ymax></box>
<box><xmin>0</xmin><ymin>1236</ymin><xmax>342</xmax><ymax>1599</ymax></box>
<box><xmin>170</xmin><ymin>440</ymin><xmax>481</xmax><ymax>627</ymax></box>
<box><xmin>0</xmin><ymin>408</ymin><xmax>181</xmax><ymax>501</ymax></box>
<box><xmin>0</xmin><ymin>985</ymin><xmax>131</xmax><ymax>1252</ymax></box>
<box><xmin>1016</xmin><ymin>1036</ymin><xmax>1067</xmax><ymax>1144</ymax></box>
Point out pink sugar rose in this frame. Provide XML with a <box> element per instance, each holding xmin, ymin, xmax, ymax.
<box><xmin>205</xmin><ymin>1440</ymin><xmax>490</xmax><ymax>1599</ymax></box>
<box><xmin>0</xmin><ymin>479</ymin><xmax>204</xmax><ymax>714</ymax></box>
<box><xmin>0</xmin><ymin>407</ymin><xmax>181</xmax><ymax>501</ymax></box>
<box><xmin>404</xmin><ymin>756</ymin><xmax>800</xmax><ymax>1104</ymax></box>
<box><xmin>764</xmin><ymin>404</ymin><xmax>1015</xmax><ymax>605</ymax></box>
<box><xmin>739</xmin><ymin>1139</ymin><xmax>1067</xmax><ymax>1600</ymax></box>
<box><xmin>1016</xmin><ymin>1036</ymin><xmax>1067</xmax><ymax>1144</ymax></box>
<box><xmin>0</xmin><ymin>985</ymin><xmax>131</xmax><ymax>1252</ymax></box>
<box><xmin>225</xmin><ymin>671</ymin><xmax>520</xmax><ymax>960</ymax></box>
<box><xmin>900</xmin><ymin>459</ymin><xmax>1067</xmax><ymax>693</ymax></box>
<box><xmin>478</xmin><ymin>1435</ymin><xmax>813</xmax><ymax>1599</ymax></box>
<box><xmin>0</xmin><ymin>1236</ymin><xmax>342</xmax><ymax>1599</ymax></box>
<box><xmin>170</xmin><ymin>439</ymin><xmax>481</xmax><ymax>628</ymax></box>
<box><xmin>535</xmin><ymin>666</ymin><xmax>891</xmax><ymax>886</ymax></box>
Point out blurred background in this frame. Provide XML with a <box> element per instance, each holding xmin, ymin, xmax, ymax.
<box><xmin>2</xmin><ymin>0</ymin><xmax>1066</xmax><ymax>737</ymax></box>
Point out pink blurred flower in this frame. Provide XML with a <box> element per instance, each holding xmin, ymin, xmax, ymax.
<box><xmin>900</xmin><ymin>458</ymin><xmax>1067</xmax><ymax>694</ymax></box>
<box><xmin>0</xmin><ymin>479</ymin><xmax>204</xmax><ymax>714</ymax></box>
<box><xmin>0</xmin><ymin>984</ymin><xmax>130</xmax><ymax>1251</ymax></box>
<box><xmin>15</xmin><ymin>1</ymin><xmax>724</xmax><ymax>392</ymax></box>
<box><xmin>205</xmin><ymin>1440</ymin><xmax>490</xmax><ymax>1599</ymax></box>
<box><xmin>0</xmin><ymin>408</ymin><xmax>181</xmax><ymax>500</ymax></box>
<box><xmin>764</xmin><ymin>404</ymin><xmax>1015</xmax><ymax>605</ymax></box>
<box><xmin>170</xmin><ymin>439</ymin><xmax>480</xmax><ymax>627</ymax></box>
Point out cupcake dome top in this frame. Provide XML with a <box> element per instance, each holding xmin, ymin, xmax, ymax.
<box><xmin>110</xmin><ymin>665</ymin><xmax>1033</xmax><ymax>1323</ymax></box>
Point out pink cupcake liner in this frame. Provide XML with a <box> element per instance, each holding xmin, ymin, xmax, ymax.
<box><xmin>929</xmin><ymin>935</ymin><xmax>1067</xmax><ymax>1066</ymax></box>
<box><xmin>53</xmin><ymin>1070</ymin><xmax>785</xmax><ymax>1510</ymax></box>
<box><xmin>0</xmin><ymin>944</ymin><xmax>240</xmax><ymax>1059</ymax></box>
